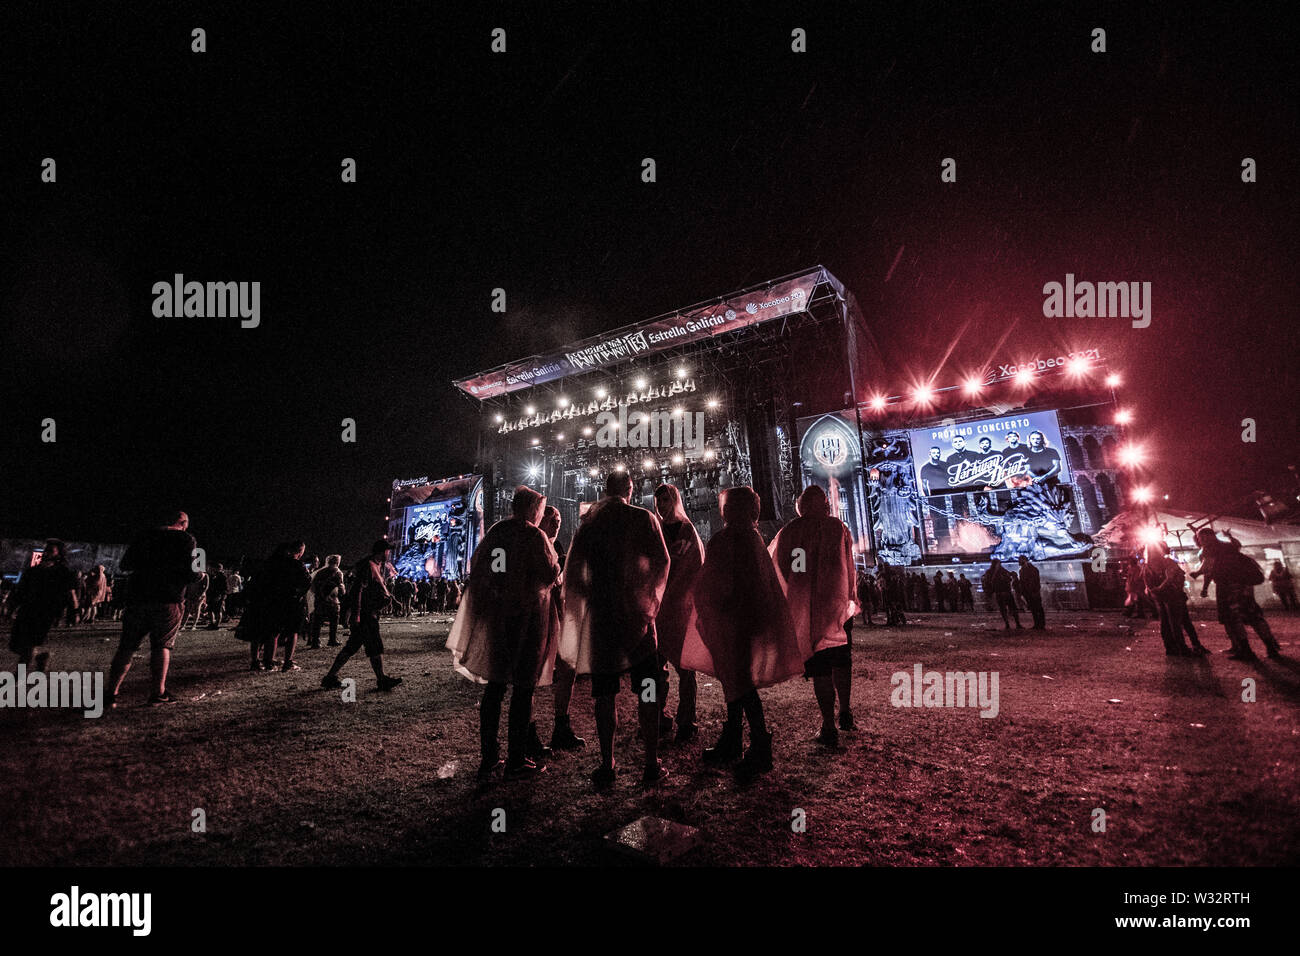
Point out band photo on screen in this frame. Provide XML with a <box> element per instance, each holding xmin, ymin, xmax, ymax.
<box><xmin>0</xmin><ymin>1</ymin><xmax>1295</xmax><ymax>941</ymax></box>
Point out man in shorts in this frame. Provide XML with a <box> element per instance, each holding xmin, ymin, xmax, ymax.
<box><xmin>107</xmin><ymin>511</ymin><xmax>200</xmax><ymax>707</ymax></box>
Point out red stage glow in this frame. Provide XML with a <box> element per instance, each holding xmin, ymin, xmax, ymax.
<box><xmin>1115</xmin><ymin>409</ymin><xmax>1133</xmax><ymax>425</ymax></box>
<box><xmin>1105</xmin><ymin>373</ymin><xmax>1122</xmax><ymax>387</ymax></box>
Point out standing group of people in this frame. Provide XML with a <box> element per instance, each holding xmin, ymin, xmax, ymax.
<box><xmin>447</xmin><ymin>473</ymin><xmax>860</xmax><ymax>789</ymax></box>
<box><xmin>390</xmin><ymin>576</ymin><xmax>462</xmax><ymax>617</ymax></box>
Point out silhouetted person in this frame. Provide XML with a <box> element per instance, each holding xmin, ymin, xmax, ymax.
<box><xmin>933</xmin><ymin>571</ymin><xmax>946</xmax><ymax>612</ymax></box>
<box><xmin>249</xmin><ymin>541</ymin><xmax>311</xmax><ymax>670</ymax></box>
<box><xmin>540</xmin><ymin>506</ymin><xmax>583</xmax><ymax>752</ymax></box>
<box><xmin>447</xmin><ymin>486</ymin><xmax>561</xmax><ymax>780</ymax></box>
<box><xmin>1142</xmin><ymin>543</ymin><xmax>1207</xmax><ymax>657</ymax></box>
<box><xmin>770</xmin><ymin>485</ymin><xmax>857</xmax><ymax>747</ymax></box>
<box><xmin>309</xmin><ymin>555</ymin><xmax>345</xmax><ymax>647</ymax></box>
<box><xmin>559</xmin><ymin>470</ymin><xmax>670</xmax><ymax>789</ymax></box>
<box><xmin>958</xmin><ymin>573</ymin><xmax>974</xmax><ymax>610</ymax></box>
<box><xmin>1015</xmin><ymin>556</ymin><xmax>1046</xmax><ymax>630</ymax></box>
<box><xmin>682</xmin><ymin>486</ymin><xmax>809</xmax><ymax>780</ymax></box>
<box><xmin>8</xmin><ymin>539</ymin><xmax>78</xmax><ymax>671</ymax></box>
<box><xmin>1191</xmin><ymin>528</ymin><xmax>1279</xmax><ymax>659</ymax></box>
<box><xmin>982</xmin><ymin>559</ymin><xmax>1022</xmax><ymax>630</ymax></box>
<box><xmin>1269</xmin><ymin>560</ymin><xmax>1297</xmax><ymax>610</ymax></box>
<box><xmin>322</xmin><ymin>540</ymin><xmax>403</xmax><ymax>691</ymax></box>
<box><xmin>107</xmin><ymin>511</ymin><xmax>199</xmax><ymax>706</ymax></box>
<box><xmin>205</xmin><ymin>563</ymin><xmax>228</xmax><ymax>628</ymax></box>
<box><xmin>653</xmin><ymin>483</ymin><xmax>706</xmax><ymax>745</ymax></box>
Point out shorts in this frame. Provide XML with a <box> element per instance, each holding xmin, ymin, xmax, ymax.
<box><xmin>591</xmin><ymin>653</ymin><xmax>663</xmax><ymax>699</ymax></box>
<box><xmin>804</xmin><ymin>642</ymin><xmax>851</xmax><ymax>677</ymax></box>
<box><xmin>118</xmin><ymin>603</ymin><xmax>184</xmax><ymax>654</ymax></box>
<box><xmin>342</xmin><ymin>614</ymin><xmax>384</xmax><ymax>657</ymax></box>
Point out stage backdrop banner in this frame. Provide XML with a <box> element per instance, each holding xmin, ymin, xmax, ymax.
<box><xmin>910</xmin><ymin>410</ymin><xmax>1070</xmax><ymax>496</ymax></box>
<box><xmin>455</xmin><ymin>273</ymin><xmax>822</xmax><ymax>399</ymax></box>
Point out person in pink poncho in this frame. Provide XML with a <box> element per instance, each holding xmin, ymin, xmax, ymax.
<box><xmin>680</xmin><ymin>486</ymin><xmax>809</xmax><ymax>778</ymax></box>
<box><xmin>768</xmin><ymin>484</ymin><xmax>858</xmax><ymax>747</ymax></box>
<box><xmin>652</xmin><ymin>483</ymin><xmax>706</xmax><ymax>744</ymax></box>
<box><xmin>447</xmin><ymin>485</ymin><xmax>562</xmax><ymax>781</ymax></box>
<box><xmin>559</xmin><ymin>470</ymin><xmax>671</xmax><ymax>789</ymax></box>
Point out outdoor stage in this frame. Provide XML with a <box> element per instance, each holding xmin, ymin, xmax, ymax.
<box><xmin>4</xmin><ymin>611</ymin><xmax>1297</xmax><ymax>867</ymax></box>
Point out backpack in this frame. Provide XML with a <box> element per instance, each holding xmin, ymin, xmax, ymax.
<box><xmin>1230</xmin><ymin>550</ymin><xmax>1266</xmax><ymax>587</ymax></box>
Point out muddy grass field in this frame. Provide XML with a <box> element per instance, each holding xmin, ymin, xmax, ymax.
<box><xmin>2</xmin><ymin>609</ymin><xmax>1298</xmax><ymax>867</ymax></box>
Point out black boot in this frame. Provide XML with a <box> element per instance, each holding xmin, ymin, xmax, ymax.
<box><xmin>702</xmin><ymin>719</ymin><xmax>743</xmax><ymax>764</ymax></box>
<box><xmin>526</xmin><ymin>721</ymin><xmax>552</xmax><ymax>765</ymax></box>
<box><xmin>736</xmin><ymin>730</ymin><xmax>774</xmax><ymax>779</ymax></box>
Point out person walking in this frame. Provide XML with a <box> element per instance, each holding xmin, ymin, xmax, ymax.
<box><xmin>7</xmin><ymin>539</ymin><xmax>79</xmax><ymax>671</ymax></box>
<box><xmin>1015</xmin><ymin>555</ymin><xmax>1047</xmax><ymax>630</ymax></box>
<box><xmin>321</xmin><ymin>540</ymin><xmax>404</xmax><ymax>691</ymax></box>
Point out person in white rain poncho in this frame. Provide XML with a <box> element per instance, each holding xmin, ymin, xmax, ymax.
<box><xmin>652</xmin><ymin>483</ymin><xmax>705</xmax><ymax>744</ymax></box>
<box><xmin>768</xmin><ymin>484</ymin><xmax>858</xmax><ymax>747</ymax></box>
<box><xmin>447</xmin><ymin>486</ymin><xmax>561</xmax><ymax>781</ymax></box>
<box><xmin>559</xmin><ymin>470</ymin><xmax>670</xmax><ymax>789</ymax></box>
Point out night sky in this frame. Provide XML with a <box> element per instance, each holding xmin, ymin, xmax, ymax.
<box><xmin>1</xmin><ymin>2</ymin><xmax>1296</xmax><ymax>563</ymax></box>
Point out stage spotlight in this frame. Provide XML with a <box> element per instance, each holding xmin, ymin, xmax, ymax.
<box><xmin>1014</xmin><ymin>368</ymin><xmax>1034</xmax><ymax>386</ymax></box>
<box><xmin>672</xmin><ymin>454</ymin><xmax>683</xmax><ymax>464</ymax></box>
<box><xmin>870</xmin><ymin>394</ymin><xmax>887</xmax><ymax>411</ymax></box>
<box><xmin>634</xmin><ymin>377</ymin><xmax>647</xmax><ymax>389</ymax></box>
<box><xmin>643</xmin><ymin>458</ymin><xmax>656</xmax><ymax>470</ymax></box>
<box><xmin>707</xmin><ymin>399</ymin><xmax>720</xmax><ymax>409</ymax></box>
<box><xmin>1066</xmin><ymin>355</ymin><xmax>1091</xmax><ymax>377</ymax></box>
<box><xmin>1115</xmin><ymin>409</ymin><xmax>1133</xmax><ymax>425</ymax></box>
<box><xmin>530</xmin><ymin>437</ymin><xmax>539</xmax><ymax>446</ymax></box>
<box><xmin>963</xmin><ymin>376</ymin><xmax>983</xmax><ymax>394</ymax></box>
<box><xmin>588</xmin><ymin>467</ymin><xmax>598</xmax><ymax>477</ymax></box>
<box><xmin>1132</xmin><ymin>486</ymin><xmax>1155</xmax><ymax>504</ymax></box>
<box><xmin>913</xmin><ymin>385</ymin><xmax>934</xmax><ymax>404</ymax></box>
<box><xmin>1105</xmin><ymin>373</ymin><xmax>1122</xmax><ymax>388</ymax></box>
<box><xmin>524</xmin><ymin>404</ymin><xmax>536</xmax><ymax>415</ymax></box>
<box><xmin>676</xmin><ymin>366</ymin><xmax>688</xmax><ymax>379</ymax></box>
<box><xmin>1137</xmin><ymin>524</ymin><xmax>1163</xmax><ymax>545</ymax></box>
<box><xmin>582</xmin><ymin>426</ymin><xmax>593</xmax><ymax>437</ymax></box>
<box><xmin>672</xmin><ymin>407</ymin><xmax>683</xmax><ymax>416</ymax></box>
<box><xmin>613</xmin><ymin>463</ymin><xmax>625</xmax><ymax>472</ymax></box>
<box><xmin>556</xmin><ymin>433</ymin><xmax>565</xmax><ymax>441</ymax></box>
<box><xmin>703</xmin><ymin>450</ymin><xmax>716</xmax><ymax>460</ymax></box>
<box><xmin>493</xmin><ymin>413</ymin><xmax>504</xmax><ymax>423</ymax></box>
<box><xmin>595</xmin><ymin>387</ymin><xmax>607</xmax><ymax>399</ymax></box>
<box><xmin>1117</xmin><ymin>443</ymin><xmax>1146</xmax><ymax>467</ymax></box>
<box><xmin>557</xmin><ymin>396</ymin><xmax>568</xmax><ymax>407</ymax></box>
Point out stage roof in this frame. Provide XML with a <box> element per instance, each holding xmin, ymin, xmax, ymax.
<box><xmin>453</xmin><ymin>266</ymin><xmax>853</xmax><ymax>401</ymax></box>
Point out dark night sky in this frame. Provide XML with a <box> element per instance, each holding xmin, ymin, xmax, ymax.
<box><xmin>1</xmin><ymin>2</ymin><xmax>1296</xmax><ymax>562</ymax></box>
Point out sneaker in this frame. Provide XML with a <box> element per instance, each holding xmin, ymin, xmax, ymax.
<box><xmin>640</xmin><ymin>760</ymin><xmax>669</xmax><ymax>788</ymax></box>
<box><xmin>320</xmin><ymin>674</ymin><xmax>343</xmax><ymax>690</ymax></box>
<box><xmin>377</xmin><ymin>675</ymin><xmax>402</xmax><ymax>691</ymax></box>
<box><xmin>591</xmin><ymin>763</ymin><xmax>617</xmax><ymax>790</ymax></box>
<box><xmin>108</xmin><ymin>694</ymin><xmax>119</xmax><ymax>710</ymax></box>
<box><xmin>525</xmin><ymin>722</ymin><xmax>552</xmax><ymax>764</ymax></box>
<box><xmin>147</xmin><ymin>691</ymin><xmax>179</xmax><ymax>706</ymax></box>
<box><xmin>477</xmin><ymin>757</ymin><xmax>504</xmax><ymax>781</ymax></box>
<box><xmin>249</xmin><ymin>661</ymin><xmax>262</xmax><ymax>672</ymax></box>
<box><xmin>673</xmin><ymin>722</ymin><xmax>699</xmax><ymax>745</ymax></box>
<box><xmin>838</xmin><ymin>710</ymin><xmax>855</xmax><ymax>732</ymax></box>
<box><xmin>281</xmin><ymin>662</ymin><xmax>301</xmax><ymax>672</ymax></box>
